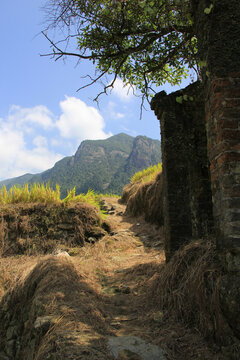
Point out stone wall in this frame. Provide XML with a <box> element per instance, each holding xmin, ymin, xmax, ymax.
<box><xmin>151</xmin><ymin>82</ymin><xmax>214</xmax><ymax>260</ymax></box>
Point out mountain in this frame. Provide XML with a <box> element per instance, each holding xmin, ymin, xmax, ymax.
<box><xmin>0</xmin><ymin>173</ymin><xmax>34</xmax><ymax>190</ymax></box>
<box><xmin>0</xmin><ymin>133</ymin><xmax>161</xmax><ymax>196</ymax></box>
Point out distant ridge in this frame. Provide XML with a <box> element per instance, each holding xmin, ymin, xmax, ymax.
<box><xmin>0</xmin><ymin>133</ymin><xmax>161</xmax><ymax>196</ymax></box>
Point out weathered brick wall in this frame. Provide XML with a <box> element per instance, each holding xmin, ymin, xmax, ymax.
<box><xmin>151</xmin><ymin>82</ymin><xmax>213</xmax><ymax>260</ymax></box>
<box><xmin>193</xmin><ymin>0</ymin><xmax>240</xmax><ymax>269</ymax></box>
<box><xmin>206</xmin><ymin>74</ymin><xmax>240</xmax><ymax>254</ymax></box>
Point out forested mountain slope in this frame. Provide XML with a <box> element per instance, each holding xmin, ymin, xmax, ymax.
<box><xmin>0</xmin><ymin>133</ymin><xmax>161</xmax><ymax>196</ymax></box>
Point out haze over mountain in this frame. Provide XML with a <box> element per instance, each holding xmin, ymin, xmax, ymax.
<box><xmin>0</xmin><ymin>133</ymin><xmax>161</xmax><ymax>196</ymax></box>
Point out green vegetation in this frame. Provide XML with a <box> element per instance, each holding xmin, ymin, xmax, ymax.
<box><xmin>0</xmin><ymin>183</ymin><xmax>104</xmax><ymax>213</ymax></box>
<box><xmin>0</xmin><ymin>183</ymin><xmax>61</xmax><ymax>204</ymax></box>
<box><xmin>0</xmin><ymin>134</ymin><xmax>161</xmax><ymax>197</ymax></box>
<box><xmin>131</xmin><ymin>163</ymin><xmax>162</xmax><ymax>184</ymax></box>
<box><xmin>63</xmin><ymin>188</ymin><xmax>103</xmax><ymax>210</ymax></box>
<box><xmin>99</xmin><ymin>193</ymin><xmax>120</xmax><ymax>199</ymax></box>
<box><xmin>43</xmin><ymin>1</ymin><xmax>196</xmax><ymax>100</ymax></box>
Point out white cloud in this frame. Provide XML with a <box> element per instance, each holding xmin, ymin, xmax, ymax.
<box><xmin>109</xmin><ymin>78</ymin><xmax>135</xmax><ymax>101</ymax></box>
<box><xmin>106</xmin><ymin>101</ymin><xmax>126</xmax><ymax>120</ymax></box>
<box><xmin>0</xmin><ymin>97</ymin><xmax>112</xmax><ymax>180</ymax></box>
<box><xmin>8</xmin><ymin>105</ymin><xmax>55</xmax><ymax>130</ymax></box>
<box><xmin>56</xmin><ymin>96</ymin><xmax>112</xmax><ymax>141</ymax></box>
<box><xmin>32</xmin><ymin>135</ymin><xmax>48</xmax><ymax>148</ymax></box>
<box><xmin>0</xmin><ymin>107</ymin><xmax>62</xmax><ymax>180</ymax></box>
<box><xmin>115</xmin><ymin>112</ymin><xmax>125</xmax><ymax>119</ymax></box>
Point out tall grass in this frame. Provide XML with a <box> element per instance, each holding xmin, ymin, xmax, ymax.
<box><xmin>0</xmin><ymin>183</ymin><xmax>101</xmax><ymax>210</ymax></box>
<box><xmin>0</xmin><ymin>184</ymin><xmax>61</xmax><ymax>205</ymax></box>
<box><xmin>63</xmin><ymin>188</ymin><xmax>101</xmax><ymax>209</ymax></box>
<box><xmin>131</xmin><ymin>163</ymin><xmax>162</xmax><ymax>184</ymax></box>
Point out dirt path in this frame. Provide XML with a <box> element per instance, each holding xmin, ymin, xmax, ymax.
<box><xmin>90</xmin><ymin>197</ymin><xmax>167</xmax><ymax>359</ymax></box>
<box><xmin>67</xmin><ymin>198</ymin><xmax>219</xmax><ymax>360</ymax></box>
<box><xmin>0</xmin><ymin>198</ymin><xmax>222</xmax><ymax>360</ymax></box>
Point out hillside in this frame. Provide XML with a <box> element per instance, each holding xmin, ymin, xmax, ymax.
<box><xmin>0</xmin><ymin>133</ymin><xmax>161</xmax><ymax>196</ymax></box>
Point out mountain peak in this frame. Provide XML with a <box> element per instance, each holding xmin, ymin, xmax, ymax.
<box><xmin>0</xmin><ymin>134</ymin><xmax>161</xmax><ymax>196</ymax></box>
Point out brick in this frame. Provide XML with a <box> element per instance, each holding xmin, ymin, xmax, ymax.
<box><xmin>217</xmin><ymin>152</ymin><xmax>240</xmax><ymax>166</ymax></box>
<box><xmin>208</xmin><ymin>141</ymin><xmax>228</xmax><ymax>161</ymax></box>
<box><xmin>228</xmin><ymin>223</ymin><xmax>240</xmax><ymax>234</ymax></box>
<box><xmin>219</xmin><ymin>108</ymin><xmax>240</xmax><ymax>120</ymax></box>
<box><xmin>217</xmin><ymin>119</ymin><xmax>239</xmax><ymax>130</ymax></box>
<box><xmin>223</xmin><ymin>185</ymin><xmax>240</xmax><ymax>197</ymax></box>
<box><xmin>217</xmin><ymin>162</ymin><xmax>240</xmax><ymax>177</ymax></box>
<box><xmin>226</xmin><ymin>236</ymin><xmax>240</xmax><ymax>248</ymax></box>
<box><xmin>210</xmin><ymin>78</ymin><xmax>232</xmax><ymax>93</ymax></box>
<box><xmin>222</xmin><ymin>197</ymin><xmax>240</xmax><ymax>209</ymax></box>
<box><xmin>216</xmin><ymin>129</ymin><xmax>240</xmax><ymax>142</ymax></box>
<box><xmin>225</xmin><ymin>98</ymin><xmax>240</xmax><ymax>108</ymax></box>
<box><xmin>225</xmin><ymin>210</ymin><xmax>240</xmax><ymax>222</ymax></box>
<box><xmin>228</xmin><ymin>71</ymin><xmax>240</xmax><ymax>78</ymax></box>
<box><xmin>210</xmin><ymin>98</ymin><xmax>226</xmax><ymax>113</ymax></box>
<box><xmin>222</xmin><ymin>89</ymin><xmax>240</xmax><ymax>98</ymax></box>
<box><xmin>221</xmin><ymin>174</ymin><xmax>240</xmax><ymax>187</ymax></box>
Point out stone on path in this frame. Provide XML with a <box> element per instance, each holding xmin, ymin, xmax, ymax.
<box><xmin>108</xmin><ymin>336</ymin><xmax>167</xmax><ymax>360</ymax></box>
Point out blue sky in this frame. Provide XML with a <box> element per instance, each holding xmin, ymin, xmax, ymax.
<box><xmin>0</xmin><ymin>0</ymin><xmax>191</xmax><ymax>181</ymax></box>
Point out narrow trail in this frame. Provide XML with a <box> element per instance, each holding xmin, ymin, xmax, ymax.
<box><xmin>83</xmin><ymin>197</ymin><xmax>167</xmax><ymax>359</ymax></box>
<box><xmin>66</xmin><ymin>198</ymin><xmax>218</xmax><ymax>360</ymax></box>
<box><xmin>0</xmin><ymin>198</ymin><xmax>221</xmax><ymax>360</ymax></box>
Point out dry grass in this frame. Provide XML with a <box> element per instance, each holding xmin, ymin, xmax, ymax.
<box><xmin>143</xmin><ymin>239</ymin><xmax>225</xmax><ymax>340</ymax></box>
<box><xmin>0</xmin><ymin>197</ymin><xmax>236</xmax><ymax>360</ymax></box>
<box><xmin>130</xmin><ymin>163</ymin><xmax>162</xmax><ymax>184</ymax></box>
<box><xmin>121</xmin><ymin>172</ymin><xmax>163</xmax><ymax>225</ymax></box>
<box><xmin>0</xmin><ymin>201</ymin><xmax>107</xmax><ymax>256</ymax></box>
<box><xmin>0</xmin><ymin>256</ymin><xmax>112</xmax><ymax>359</ymax></box>
<box><xmin>0</xmin><ymin>214</ymin><xmax>8</xmax><ymax>256</ymax></box>
<box><xmin>0</xmin><ymin>255</ymin><xmax>39</xmax><ymax>299</ymax></box>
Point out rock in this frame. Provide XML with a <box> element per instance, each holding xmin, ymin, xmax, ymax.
<box><xmin>86</xmin><ymin>237</ymin><xmax>97</xmax><ymax>244</ymax></box>
<box><xmin>54</xmin><ymin>249</ymin><xmax>70</xmax><ymax>257</ymax></box>
<box><xmin>120</xmin><ymin>285</ymin><xmax>131</xmax><ymax>294</ymax></box>
<box><xmin>34</xmin><ymin>316</ymin><xmax>54</xmax><ymax>333</ymax></box>
<box><xmin>108</xmin><ymin>336</ymin><xmax>167</xmax><ymax>360</ymax></box>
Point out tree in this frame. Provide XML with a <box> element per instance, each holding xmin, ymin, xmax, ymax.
<box><xmin>43</xmin><ymin>0</ymin><xmax>240</xmax><ymax>259</ymax></box>
<box><xmin>42</xmin><ymin>0</ymin><xmax>197</xmax><ymax>102</ymax></box>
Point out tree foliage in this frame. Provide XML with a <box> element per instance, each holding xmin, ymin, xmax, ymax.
<box><xmin>43</xmin><ymin>0</ymin><xmax>198</xmax><ymax>100</ymax></box>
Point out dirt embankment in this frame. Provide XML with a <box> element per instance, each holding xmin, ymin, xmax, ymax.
<box><xmin>120</xmin><ymin>172</ymin><xmax>163</xmax><ymax>226</ymax></box>
<box><xmin>0</xmin><ymin>202</ymin><xmax>107</xmax><ymax>256</ymax></box>
<box><xmin>0</xmin><ymin>198</ymin><xmax>239</xmax><ymax>360</ymax></box>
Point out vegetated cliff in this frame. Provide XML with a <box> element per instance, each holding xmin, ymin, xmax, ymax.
<box><xmin>0</xmin><ymin>133</ymin><xmax>161</xmax><ymax>197</ymax></box>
